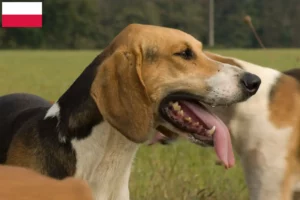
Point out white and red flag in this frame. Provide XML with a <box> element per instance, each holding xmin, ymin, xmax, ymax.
<box><xmin>2</xmin><ymin>2</ymin><xmax>42</xmax><ymax>28</ymax></box>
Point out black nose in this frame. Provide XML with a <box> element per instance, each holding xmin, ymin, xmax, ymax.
<box><xmin>240</xmin><ymin>72</ymin><xmax>261</xmax><ymax>95</ymax></box>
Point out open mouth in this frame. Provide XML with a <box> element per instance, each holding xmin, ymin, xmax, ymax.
<box><xmin>161</xmin><ymin>100</ymin><xmax>215</xmax><ymax>146</ymax></box>
<box><xmin>157</xmin><ymin>92</ymin><xmax>235</xmax><ymax>168</ymax></box>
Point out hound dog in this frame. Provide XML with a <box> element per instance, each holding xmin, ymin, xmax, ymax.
<box><xmin>152</xmin><ymin>51</ymin><xmax>300</xmax><ymax>200</ymax></box>
<box><xmin>0</xmin><ymin>165</ymin><xmax>93</xmax><ymax>200</ymax></box>
<box><xmin>0</xmin><ymin>24</ymin><xmax>261</xmax><ymax>200</ymax></box>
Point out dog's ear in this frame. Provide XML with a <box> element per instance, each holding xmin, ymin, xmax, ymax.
<box><xmin>91</xmin><ymin>49</ymin><xmax>153</xmax><ymax>143</ymax></box>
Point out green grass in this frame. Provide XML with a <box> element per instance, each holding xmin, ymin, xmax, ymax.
<box><xmin>0</xmin><ymin>49</ymin><xmax>300</xmax><ymax>200</ymax></box>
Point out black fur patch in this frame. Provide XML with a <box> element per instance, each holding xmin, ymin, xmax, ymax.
<box><xmin>55</xmin><ymin>50</ymin><xmax>111</xmax><ymax>141</ymax></box>
<box><xmin>283</xmin><ymin>68</ymin><xmax>300</xmax><ymax>92</ymax></box>
<box><xmin>283</xmin><ymin>68</ymin><xmax>300</xmax><ymax>82</ymax></box>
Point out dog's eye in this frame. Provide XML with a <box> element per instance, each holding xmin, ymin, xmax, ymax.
<box><xmin>174</xmin><ymin>48</ymin><xmax>194</xmax><ymax>60</ymax></box>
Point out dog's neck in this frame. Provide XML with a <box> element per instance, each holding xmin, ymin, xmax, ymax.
<box><xmin>72</xmin><ymin>122</ymin><xmax>138</xmax><ymax>200</ymax></box>
<box><xmin>44</xmin><ymin>52</ymin><xmax>139</xmax><ymax>199</ymax></box>
<box><xmin>46</xmin><ymin>90</ymin><xmax>138</xmax><ymax>200</ymax></box>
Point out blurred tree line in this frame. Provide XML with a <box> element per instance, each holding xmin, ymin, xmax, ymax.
<box><xmin>0</xmin><ymin>0</ymin><xmax>300</xmax><ymax>49</ymax></box>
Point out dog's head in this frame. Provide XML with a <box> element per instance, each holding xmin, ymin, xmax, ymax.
<box><xmin>91</xmin><ymin>24</ymin><xmax>261</xmax><ymax>168</ymax></box>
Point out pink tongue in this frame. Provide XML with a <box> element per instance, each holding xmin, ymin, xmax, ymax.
<box><xmin>181</xmin><ymin>101</ymin><xmax>235</xmax><ymax>168</ymax></box>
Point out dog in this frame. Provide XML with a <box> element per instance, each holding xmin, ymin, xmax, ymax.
<box><xmin>0</xmin><ymin>165</ymin><xmax>93</xmax><ymax>200</ymax></box>
<box><xmin>0</xmin><ymin>24</ymin><xmax>261</xmax><ymax>200</ymax></box>
<box><xmin>152</xmin><ymin>52</ymin><xmax>300</xmax><ymax>200</ymax></box>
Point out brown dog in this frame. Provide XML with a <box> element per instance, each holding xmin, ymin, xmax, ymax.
<box><xmin>0</xmin><ymin>165</ymin><xmax>93</xmax><ymax>200</ymax></box>
<box><xmin>0</xmin><ymin>24</ymin><xmax>261</xmax><ymax>200</ymax></box>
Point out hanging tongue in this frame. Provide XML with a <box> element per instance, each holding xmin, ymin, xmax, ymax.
<box><xmin>181</xmin><ymin>101</ymin><xmax>235</xmax><ymax>168</ymax></box>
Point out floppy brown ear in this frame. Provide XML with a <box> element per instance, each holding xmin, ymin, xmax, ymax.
<box><xmin>91</xmin><ymin>49</ymin><xmax>153</xmax><ymax>143</ymax></box>
<box><xmin>203</xmin><ymin>51</ymin><xmax>242</xmax><ymax>68</ymax></box>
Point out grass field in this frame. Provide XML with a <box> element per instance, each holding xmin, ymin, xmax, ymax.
<box><xmin>0</xmin><ymin>49</ymin><xmax>300</xmax><ymax>200</ymax></box>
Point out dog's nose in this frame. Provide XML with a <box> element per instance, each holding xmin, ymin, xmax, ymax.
<box><xmin>240</xmin><ymin>72</ymin><xmax>261</xmax><ymax>95</ymax></box>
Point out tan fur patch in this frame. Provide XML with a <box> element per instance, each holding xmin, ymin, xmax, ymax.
<box><xmin>0</xmin><ymin>165</ymin><xmax>93</xmax><ymax>200</ymax></box>
<box><xmin>269</xmin><ymin>75</ymin><xmax>300</xmax><ymax>128</ymax></box>
<box><xmin>6</xmin><ymin>133</ymin><xmax>44</xmax><ymax>173</ymax></box>
<box><xmin>6</xmin><ymin>131</ymin><xmax>76</xmax><ymax>177</ymax></box>
<box><xmin>91</xmin><ymin>50</ymin><xmax>153</xmax><ymax>143</ymax></box>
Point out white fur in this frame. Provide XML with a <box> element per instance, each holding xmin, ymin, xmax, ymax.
<box><xmin>44</xmin><ymin>102</ymin><xmax>66</xmax><ymax>143</ymax></box>
<box><xmin>44</xmin><ymin>102</ymin><xmax>60</xmax><ymax>119</ymax></box>
<box><xmin>205</xmin><ymin>63</ymin><xmax>246</xmax><ymax>105</ymax></box>
<box><xmin>213</xmin><ymin>58</ymin><xmax>294</xmax><ymax>200</ymax></box>
<box><xmin>71</xmin><ymin>122</ymin><xmax>138</xmax><ymax>200</ymax></box>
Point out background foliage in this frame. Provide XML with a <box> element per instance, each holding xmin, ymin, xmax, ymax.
<box><xmin>1</xmin><ymin>0</ymin><xmax>300</xmax><ymax>49</ymax></box>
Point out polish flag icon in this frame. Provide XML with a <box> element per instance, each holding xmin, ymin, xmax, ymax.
<box><xmin>2</xmin><ymin>2</ymin><xmax>42</xmax><ymax>28</ymax></box>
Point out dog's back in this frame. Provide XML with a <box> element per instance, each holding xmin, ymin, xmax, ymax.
<box><xmin>0</xmin><ymin>93</ymin><xmax>51</xmax><ymax>163</ymax></box>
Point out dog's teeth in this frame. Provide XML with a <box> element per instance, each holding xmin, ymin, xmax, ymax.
<box><xmin>193</xmin><ymin>122</ymin><xmax>200</xmax><ymax>126</ymax></box>
<box><xmin>173</xmin><ymin>101</ymin><xmax>179</xmax><ymax>106</ymax></box>
<box><xmin>178</xmin><ymin>110</ymin><xmax>184</xmax><ymax>116</ymax></box>
<box><xmin>172</xmin><ymin>102</ymin><xmax>181</xmax><ymax>111</ymax></box>
<box><xmin>206</xmin><ymin>126</ymin><xmax>216</xmax><ymax>136</ymax></box>
<box><xmin>184</xmin><ymin>117</ymin><xmax>192</xmax><ymax>122</ymax></box>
